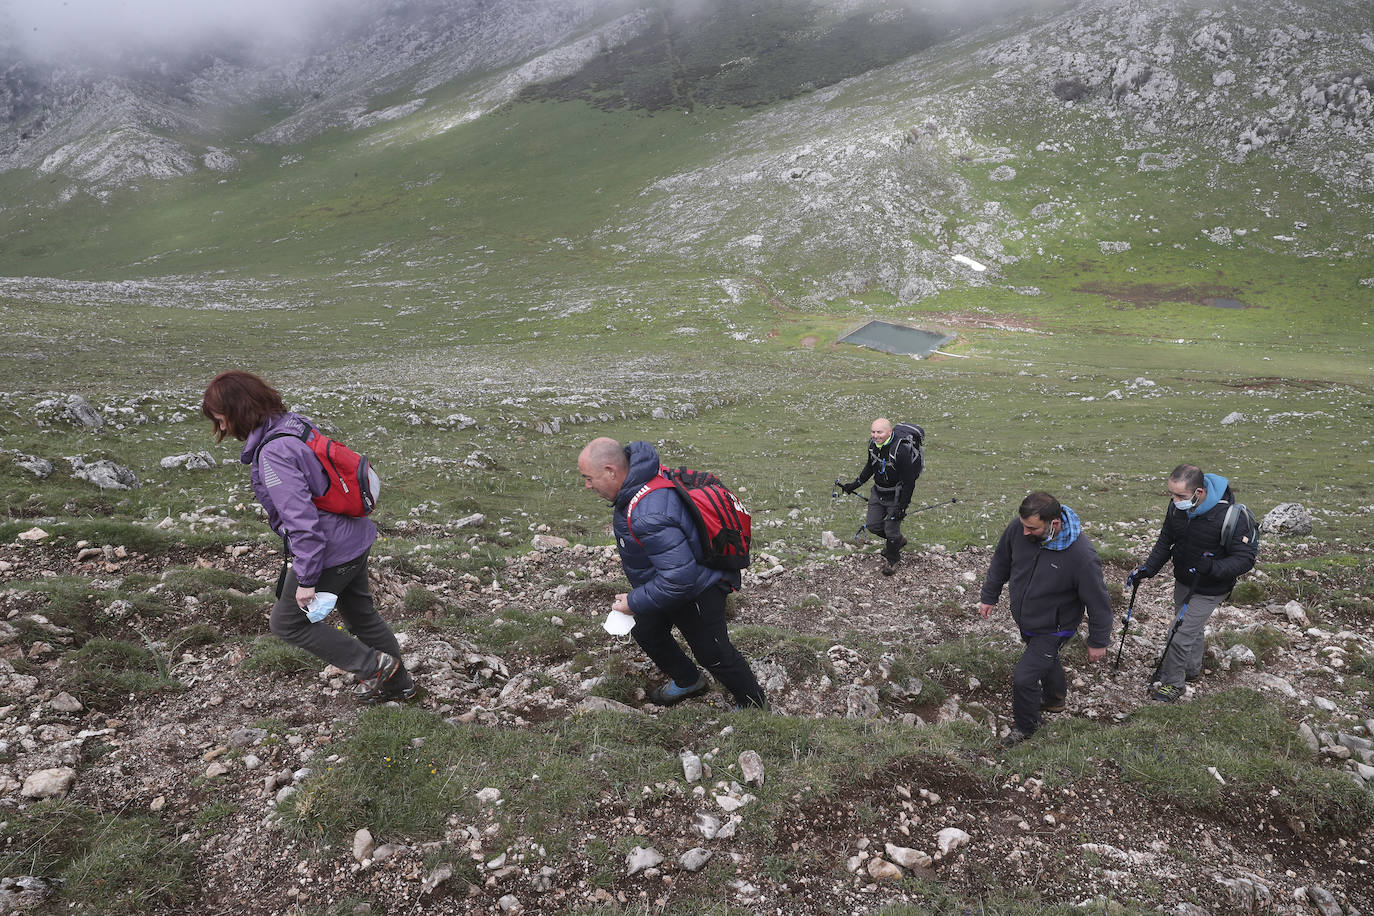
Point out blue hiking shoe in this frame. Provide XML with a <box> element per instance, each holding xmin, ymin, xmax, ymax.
<box><xmin>648</xmin><ymin>674</ymin><xmax>710</xmax><ymax>706</ymax></box>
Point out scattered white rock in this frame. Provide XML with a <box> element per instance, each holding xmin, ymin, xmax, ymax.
<box><xmin>936</xmin><ymin>827</ymin><xmax>971</xmax><ymax>855</ymax></box>
<box><xmin>867</xmin><ymin>856</ymin><xmax>904</xmax><ymax>881</ymax></box>
<box><xmin>738</xmin><ymin>750</ymin><xmax>764</xmax><ymax>786</ymax></box>
<box><xmin>885</xmin><ymin>843</ymin><xmax>932</xmax><ymax>869</ymax></box>
<box><xmin>679</xmin><ymin>848</ymin><xmax>713</xmax><ymax>872</ymax></box>
<box><xmin>353</xmin><ymin>828</ymin><xmax>376</xmax><ymax>862</ymax></box>
<box><xmin>625</xmin><ymin>845</ymin><xmax>664</xmax><ymax>876</ymax></box>
<box><xmin>22</xmin><ymin>767</ymin><xmax>76</xmax><ymax>799</ymax></box>
<box><xmin>48</xmin><ymin>692</ymin><xmax>83</xmax><ymax>714</ymax></box>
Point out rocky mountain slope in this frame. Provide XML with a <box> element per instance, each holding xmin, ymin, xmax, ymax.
<box><xmin>2</xmin><ymin>516</ymin><xmax>1372</xmax><ymax>914</ymax></box>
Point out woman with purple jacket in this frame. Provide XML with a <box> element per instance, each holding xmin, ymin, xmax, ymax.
<box><xmin>202</xmin><ymin>370</ymin><xmax>414</xmax><ymax>702</ymax></box>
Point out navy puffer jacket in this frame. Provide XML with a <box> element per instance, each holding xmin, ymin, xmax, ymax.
<box><xmin>613</xmin><ymin>441</ymin><xmax>740</xmax><ymax>614</ymax></box>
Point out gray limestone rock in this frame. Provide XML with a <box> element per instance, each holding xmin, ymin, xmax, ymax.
<box><xmin>68</xmin><ymin>458</ymin><xmax>139</xmax><ymax>490</ymax></box>
<box><xmin>13</xmin><ymin>454</ymin><xmax>53</xmax><ymax>478</ymax></box>
<box><xmin>22</xmin><ymin>767</ymin><xmax>77</xmax><ymax>799</ymax></box>
<box><xmin>35</xmin><ymin>394</ymin><xmax>103</xmax><ymax>428</ymax></box>
<box><xmin>353</xmin><ymin>828</ymin><xmax>376</xmax><ymax>862</ymax></box>
<box><xmin>1263</xmin><ymin>502</ymin><xmax>1312</xmax><ymax>535</ymax></box>
<box><xmin>625</xmin><ymin>845</ymin><xmax>664</xmax><ymax>876</ymax></box>
<box><xmin>159</xmin><ymin>451</ymin><xmax>217</xmax><ymax>470</ymax></box>
<box><xmin>678</xmin><ymin>848</ymin><xmax>712</xmax><ymax>872</ymax></box>
<box><xmin>738</xmin><ymin>750</ymin><xmax>764</xmax><ymax>786</ymax></box>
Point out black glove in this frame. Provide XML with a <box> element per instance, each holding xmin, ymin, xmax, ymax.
<box><xmin>841</xmin><ymin>481</ymin><xmax>859</xmax><ymax>494</ymax></box>
<box><xmin>1195</xmin><ymin>554</ymin><xmax>1214</xmax><ymax>576</ymax></box>
<box><xmin>1126</xmin><ymin>566</ymin><xmax>1152</xmax><ymax>588</ymax></box>
<box><xmin>893</xmin><ymin>508</ymin><xmax>907</xmax><ymax>522</ymax></box>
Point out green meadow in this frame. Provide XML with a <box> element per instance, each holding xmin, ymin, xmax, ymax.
<box><xmin>1</xmin><ymin>2</ymin><xmax>1372</xmax><ymax>907</ymax></box>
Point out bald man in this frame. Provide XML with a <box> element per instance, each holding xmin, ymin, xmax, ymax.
<box><xmin>578</xmin><ymin>437</ymin><xmax>766</xmax><ymax>709</ymax></box>
<box><xmin>840</xmin><ymin>417</ymin><xmax>923</xmax><ymax>574</ymax></box>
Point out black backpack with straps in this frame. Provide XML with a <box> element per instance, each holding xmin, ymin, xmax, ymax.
<box><xmin>890</xmin><ymin>422</ymin><xmax>925</xmax><ymax>479</ymax></box>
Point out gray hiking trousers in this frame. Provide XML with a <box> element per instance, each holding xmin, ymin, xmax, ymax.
<box><xmin>269</xmin><ymin>550</ymin><xmax>408</xmax><ymax>684</ymax></box>
<box><xmin>1157</xmin><ymin>582</ymin><xmax>1225</xmax><ymax>689</ymax></box>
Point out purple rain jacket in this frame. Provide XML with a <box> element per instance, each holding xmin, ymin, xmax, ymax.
<box><xmin>241</xmin><ymin>412</ymin><xmax>376</xmax><ymax>587</ymax></box>
<box><xmin>613</xmin><ymin>440</ymin><xmax>740</xmax><ymax>615</ymax></box>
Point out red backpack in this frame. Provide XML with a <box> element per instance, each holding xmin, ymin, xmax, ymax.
<box><xmin>258</xmin><ymin>426</ymin><xmax>379</xmax><ymax>517</ymax></box>
<box><xmin>626</xmin><ymin>466</ymin><xmax>751</xmax><ymax>570</ymax></box>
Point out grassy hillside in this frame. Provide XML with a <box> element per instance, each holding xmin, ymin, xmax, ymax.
<box><xmin>0</xmin><ymin>1</ymin><xmax>1372</xmax><ymax>911</ymax></box>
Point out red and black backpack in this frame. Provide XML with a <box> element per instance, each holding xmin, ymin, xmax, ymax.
<box><xmin>626</xmin><ymin>466</ymin><xmax>751</xmax><ymax>570</ymax></box>
<box><xmin>256</xmin><ymin>425</ymin><xmax>379</xmax><ymax>517</ymax></box>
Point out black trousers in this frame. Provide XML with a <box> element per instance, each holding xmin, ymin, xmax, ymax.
<box><xmin>270</xmin><ymin>550</ymin><xmax>411</xmax><ymax>689</ymax></box>
<box><xmin>631</xmin><ymin>584</ymin><xmax>766</xmax><ymax>708</ymax></box>
<box><xmin>1011</xmin><ymin>633</ymin><xmax>1071</xmax><ymax>735</ymax></box>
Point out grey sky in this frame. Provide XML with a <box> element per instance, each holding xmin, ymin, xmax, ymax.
<box><xmin>3</xmin><ymin>0</ymin><xmax>368</xmax><ymax>61</ymax></box>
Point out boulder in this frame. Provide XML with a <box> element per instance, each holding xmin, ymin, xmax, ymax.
<box><xmin>35</xmin><ymin>394</ymin><xmax>103</xmax><ymax>428</ymax></box>
<box><xmin>69</xmin><ymin>458</ymin><xmax>139</xmax><ymax>490</ymax></box>
<box><xmin>1263</xmin><ymin>503</ymin><xmax>1312</xmax><ymax>536</ymax></box>
<box><xmin>22</xmin><ymin>767</ymin><xmax>77</xmax><ymax>799</ymax></box>
<box><xmin>159</xmin><ymin>452</ymin><xmax>217</xmax><ymax>470</ymax></box>
<box><xmin>13</xmin><ymin>454</ymin><xmax>53</xmax><ymax>478</ymax></box>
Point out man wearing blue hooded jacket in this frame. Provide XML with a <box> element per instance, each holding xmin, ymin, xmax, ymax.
<box><xmin>979</xmin><ymin>491</ymin><xmax>1112</xmax><ymax>747</ymax></box>
<box><xmin>578</xmin><ymin>437</ymin><xmax>766</xmax><ymax>709</ymax></box>
<box><xmin>1128</xmin><ymin>464</ymin><xmax>1257</xmax><ymax>703</ymax></box>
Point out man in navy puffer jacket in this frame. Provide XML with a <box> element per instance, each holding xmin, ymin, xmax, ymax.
<box><xmin>578</xmin><ymin>437</ymin><xmax>766</xmax><ymax>709</ymax></box>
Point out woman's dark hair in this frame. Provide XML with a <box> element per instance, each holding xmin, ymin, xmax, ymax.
<box><xmin>1018</xmin><ymin>490</ymin><xmax>1062</xmax><ymax>523</ymax></box>
<box><xmin>1169</xmin><ymin>464</ymin><xmax>1205</xmax><ymax>492</ymax></box>
<box><xmin>202</xmin><ymin>371</ymin><xmax>286</xmax><ymax>441</ymax></box>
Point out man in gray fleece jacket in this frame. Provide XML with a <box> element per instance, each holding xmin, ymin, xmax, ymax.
<box><xmin>979</xmin><ymin>491</ymin><xmax>1113</xmax><ymax>747</ymax></box>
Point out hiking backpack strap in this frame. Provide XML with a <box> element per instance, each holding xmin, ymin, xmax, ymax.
<box><xmin>252</xmin><ymin>427</ymin><xmax>312</xmax><ymax>596</ymax></box>
<box><xmin>625</xmin><ymin>473</ymin><xmax>675</xmax><ymax>545</ymax></box>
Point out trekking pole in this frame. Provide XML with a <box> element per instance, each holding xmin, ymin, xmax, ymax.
<box><xmin>905</xmin><ymin>497</ymin><xmax>958</xmax><ymax>515</ymax></box>
<box><xmin>1147</xmin><ymin>569</ymin><xmax>1198</xmax><ymax>687</ymax></box>
<box><xmin>1111</xmin><ymin>580</ymin><xmax>1139</xmax><ymax>677</ymax></box>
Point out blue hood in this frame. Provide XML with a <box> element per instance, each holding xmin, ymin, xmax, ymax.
<box><xmin>616</xmin><ymin>441</ymin><xmax>663</xmax><ymax>508</ymax></box>
<box><xmin>1188</xmin><ymin>473</ymin><xmax>1229</xmax><ymax>518</ymax></box>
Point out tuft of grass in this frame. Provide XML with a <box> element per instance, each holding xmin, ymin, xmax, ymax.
<box><xmin>64</xmin><ymin>637</ymin><xmax>181</xmax><ymax>708</ymax></box>
<box><xmin>1229</xmin><ymin>579</ymin><xmax>1265</xmax><ymax>605</ymax></box>
<box><xmin>1214</xmin><ymin>625</ymin><xmax>1288</xmax><ymax>665</ymax></box>
<box><xmin>282</xmin><ymin>705</ymin><xmax>957</xmax><ymax>845</ymax></box>
<box><xmin>401</xmin><ymin>586</ymin><xmax>442</xmax><ymax>615</ymax></box>
<box><xmin>239</xmin><ymin>635</ymin><xmax>319</xmax><ymax>676</ymax></box>
<box><xmin>468</xmin><ymin>606</ymin><xmax>576</xmax><ymax>661</ymax></box>
<box><xmin>1003</xmin><ymin>688</ymin><xmax>1374</xmax><ymax>833</ymax></box>
<box><xmin>731</xmin><ymin>625</ymin><xmax>831</xmax><ymax>682</ymax></box>
<box><xmin>0</xmin><ymin>801</ymin><xmax>192</xmax><ymax>910</ymax></box>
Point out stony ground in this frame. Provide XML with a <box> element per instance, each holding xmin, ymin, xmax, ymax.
<box><xmin>2</xmin><ymin>527</ymin><xmax>1372</xmax><ymax>915</ymax></box>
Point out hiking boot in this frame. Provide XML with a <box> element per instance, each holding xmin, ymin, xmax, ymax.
<box><xmin>881</xmin><ymin>561</ymin><xmax>898</xmax><ymax>576</ymax></box>
<box><xmin>1150</xmin><ymin>684</ymin><xmax>1184</xmax><ymax>703</ymax></box>
<box><xmin>1000</xmin><ymin>728</ymin><xmax>1032</xmax><ymax>749</ymax></box>
<box><xmin>364</xmin><ymin>678</ymin><xmax>419</xmax><ymax>705</ymax></box>
<box><xmin>354</xmin><ymin>652</ymin><xmax>401</xmax><ymax>702</ymax></box>
<box><xmin>648</xmin><ymin>674</ymin><xmax>710</xmax><ymax>706</ymax></box>
<box><xmin>1040</xmin><ymin>696</ymin><xmax>1067</xmax><ymax>714</ymax></box>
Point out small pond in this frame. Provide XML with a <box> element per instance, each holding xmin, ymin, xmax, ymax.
<box><xmin>839</xmin><ymin>320</ymin><xmax>955</xmax><ymax>357</ymax></box>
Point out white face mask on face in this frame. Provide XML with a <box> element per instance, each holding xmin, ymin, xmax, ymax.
<box><xmin>1173</xmin><ymin>490</ymin><xmax>1198</xmax><ymax>511</ymax></box>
